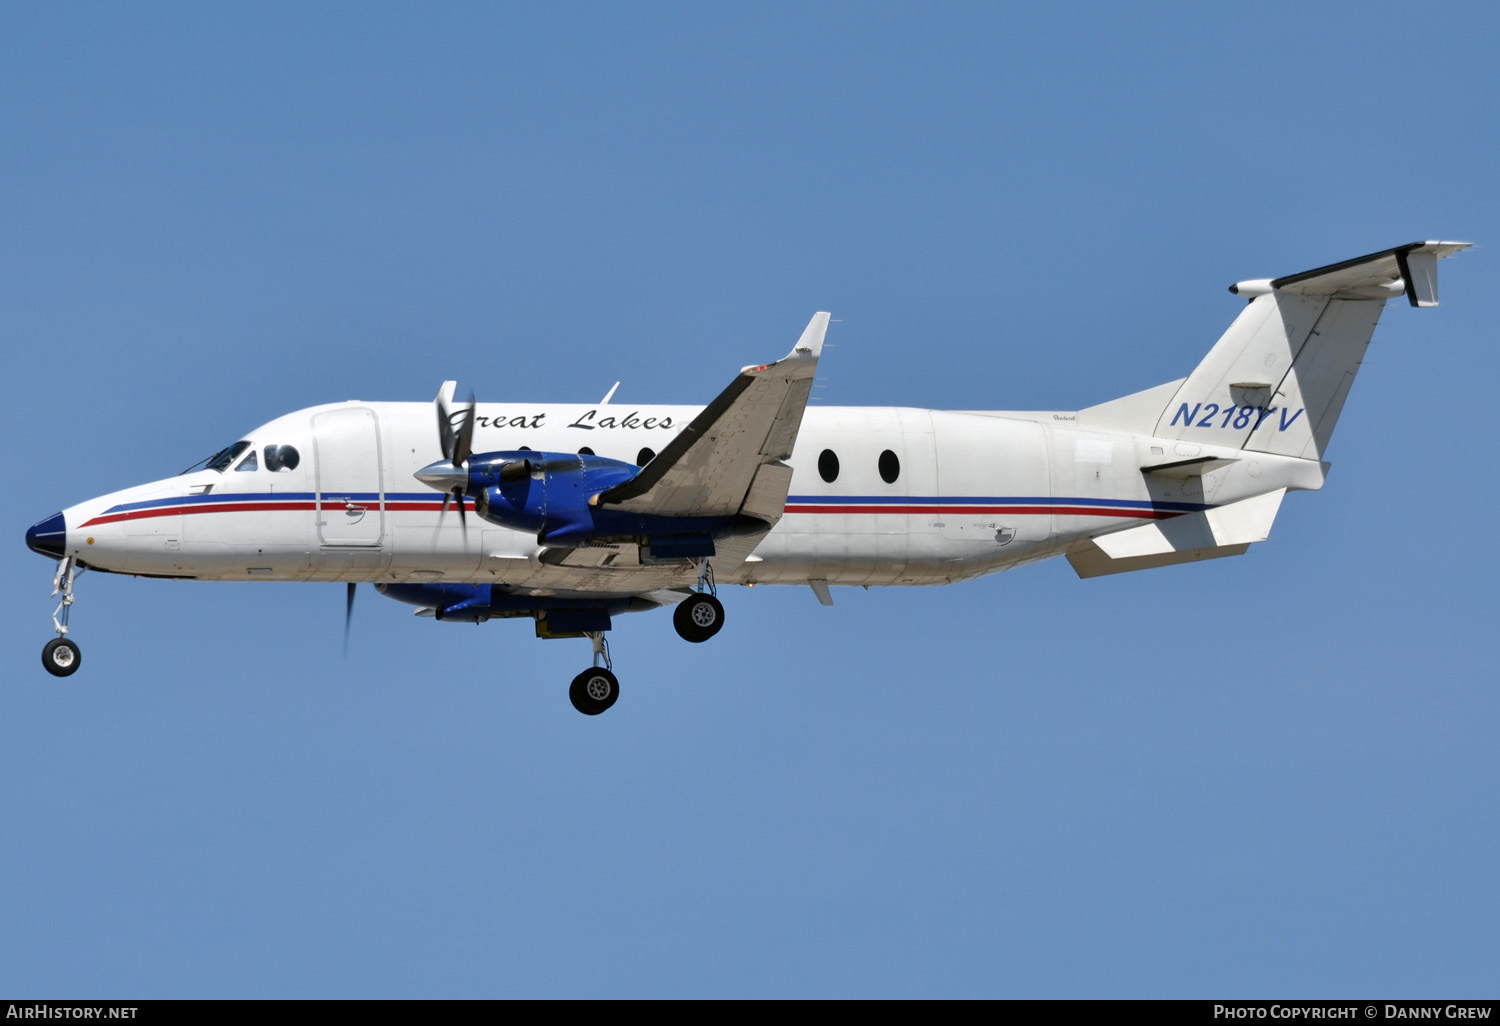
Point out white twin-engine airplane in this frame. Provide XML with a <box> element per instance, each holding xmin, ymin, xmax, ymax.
<box><xmin>26</xmin><ymin>241</ymin><xmax>1469</xmax><ymax>714</ymax></box>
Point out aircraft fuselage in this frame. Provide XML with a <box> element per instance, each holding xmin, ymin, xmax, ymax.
<box><xmin>47</xmin><ymin>399</ymin><xmax>1321</xmax><ymax>596</ymax></box>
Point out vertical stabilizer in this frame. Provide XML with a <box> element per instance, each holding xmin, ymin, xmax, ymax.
<box><xmin>1148</xmin><ymin>241</ymin><xmax>1468</xmax><ymax>460</ymax></box>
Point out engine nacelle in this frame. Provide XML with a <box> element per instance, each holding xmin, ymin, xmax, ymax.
<box><xmin>460</xmin><ymin>450</ymin><xmax>756</xmax><ymax>552</ymax></box>
<box><xmin>467</xmin><ymin>450</ymin><xmax>638</xmax><ymax>541</ymax></box>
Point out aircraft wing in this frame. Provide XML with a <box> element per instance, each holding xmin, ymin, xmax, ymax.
<box><xmin>596</xmin><ymin>313</ymin><xmax>830</xmax><ymax>527</ymax></box>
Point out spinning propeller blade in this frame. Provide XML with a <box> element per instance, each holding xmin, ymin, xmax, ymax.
<box><xmin>427</xmin><ymin>385</ymin><xmax>477</xmax><ymax>536</ymax></box>
<box><xmin>439</xmin><ymin>487</ymin><xmax>467</xmax><ymax>535</ymax></box>
<box><xmin>436</xmin><ymin>389</ymin><xmax>476</xmax><ymax>466</ymax></box>
<box><xmin>343</xmin><ymin>582</ymin><xmax>356</xmax><ymax>658</ymax></box>
<box><xmin>452</xmin><ymin>390</ymin><xmax>475</xmax><ymax>468</ymax></box>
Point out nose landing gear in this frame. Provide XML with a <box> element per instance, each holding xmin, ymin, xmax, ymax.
<box><xmin>42</xmin><ymin>557</ymin><xmax>84</xmax><ymax>678</ymax></box>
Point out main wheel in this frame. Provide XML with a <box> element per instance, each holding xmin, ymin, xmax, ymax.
<box><xmin>42</xmin><ymin>638</ymin><xmax>81</xmax><ymax>678</ymax></box>
<box><xmin>673</xmin><ymin>594</ymin><xmax>724</xmax><ymax>643</ymax></box>
<box><xmin>569</xmin><ymin>667</ymin><xmax>619</xmax><ymax>715</ymax></box>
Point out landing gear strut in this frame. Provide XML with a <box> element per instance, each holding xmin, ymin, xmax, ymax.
<box><xmin>43</xmin><ymin>557</ymin><xmax>83</xmax><ymax>677</ymax></box>
<box><xmin>673</xmin><ymin>558</ymin><xmax>724</xmax><ymax>643</ymax></box>
<box><xmin>569</xmin><ymin>632</ymin><xmax>619</xmax><ymax>715</ymax></box>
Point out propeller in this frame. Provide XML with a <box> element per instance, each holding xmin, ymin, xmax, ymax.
<box><xmin>421</xmin><ymin>385</ymin><xmax>477</xmax><ymax>534</ymax></box>
<box><xmin>343</xmin><ymin>582</ymin><xmax>356</xmax><ymax>658</ymax></box>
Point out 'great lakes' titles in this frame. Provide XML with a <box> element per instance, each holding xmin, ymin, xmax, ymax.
<box><xmin>472</xmin><ymin>409</ymin><xmax>676</xmax><ymax>432</ymax></box>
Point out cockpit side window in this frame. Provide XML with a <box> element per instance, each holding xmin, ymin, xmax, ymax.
<box><xmin>181</xmin><ymin>441</ymin><xmax>252</xmax><ymax>475</ymax></box>
<box><xmin>234</xmin><ymin>448</ymin><xmax>259</xmax><ymax>472</ymax></box>
<box><xmin>263</xmin><ymin>445</ymin><xmax>301</xmax><ymax>472</ymax></box>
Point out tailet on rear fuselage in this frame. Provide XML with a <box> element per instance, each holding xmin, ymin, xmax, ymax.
<box><xmin>25</xmin><ymin>242</ymin><xmax>1469</xmax><ymax>714</ymax></box>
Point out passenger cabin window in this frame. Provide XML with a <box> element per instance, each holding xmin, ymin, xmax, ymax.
<box><xmin>264</xmin><ymin>445</ymin><xmax>300</xmax><ymax>472</ymax></box>
<box><xmin>235</xmin><ymin>449</ymin><xmax>259</xmax><ymax>472</ymax></box>
<box><xmin>637</xmin><ymin>447</ymin><xmax>655</xmax><ymax>466</ymax></box>
<box><xmin>578</xmin><ymin>447</ymin><xmax>595</xmax><ymax>457</ymax></box>
<box><xmin>878</xmin><ymin>449</ymin><xmax>900</xmax><ymax>484</ymax></box>
<box><xmin>818</xmin><ymin>449</ymin><xmax>839</xmax><ymax>483</ymax></box>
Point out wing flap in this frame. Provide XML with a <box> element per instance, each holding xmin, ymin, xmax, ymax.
<box><xmin>740</xmin><ymin>462</ymin><xmax>794</xmax><ymax>523</ymax></box>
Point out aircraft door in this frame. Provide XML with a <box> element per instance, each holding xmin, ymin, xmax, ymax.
<box><xmin>313</xmin><ymin>407</ymin><xmax>385</xmax><ymax>547</ymax></box>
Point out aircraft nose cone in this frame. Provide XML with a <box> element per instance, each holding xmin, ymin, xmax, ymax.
<box><xmin>26</xmin><ymin>512</ymin><xmax>66</xmax><ymax>558</ymax></box>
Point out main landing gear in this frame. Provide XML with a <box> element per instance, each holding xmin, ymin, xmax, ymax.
<box><xmin>564</xmin><ymin>560</ymin><xmax>728</xmax><ymax>716</ymax></box>
<box><xmin>672</xmin><ymin>559</ymin><xmax>725</xmax><ymax>644</ymax></box>
<box><xmin>569</xmin><ymin>632</ymin><xmax>619</xmax><ymax>716</ymax></box>
<box><xmin>42</xmin><ymin>556</ymin><xmax>83</xmax><ymax>677</ymax></box>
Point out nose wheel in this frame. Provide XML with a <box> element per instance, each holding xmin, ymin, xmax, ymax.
<box><xmin>43</xmin><ymin>638</ymin><xmax>82</xmax><ymax>677</ymax></box>
<box><xmin>41</xmin><ymin>556</ymin><xmax>84</xmax><ymax>678</ymax></box>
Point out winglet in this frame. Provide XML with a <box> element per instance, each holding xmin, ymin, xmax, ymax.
<box><xmin>789</xmin><ymin>312</ymin><xmax>830</xmax><ymax>361</ymax></box>
<box><xmin>740</xmin><ymin>312</ymin><xmax>830</xmax><ymax>376</ymax></box>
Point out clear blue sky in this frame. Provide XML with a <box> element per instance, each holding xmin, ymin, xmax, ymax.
<box><xmin>3</xmin><ymin>2</ymin><xmax>1497</xmax><ymax>998</ymax></box>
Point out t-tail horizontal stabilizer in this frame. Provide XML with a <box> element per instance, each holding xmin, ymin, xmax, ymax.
<box><xmin>1238</xmin><ymin>240</ymin><xmax>1471</xmax><ymax>307</ymax></box>
<box><xmin>1066</xmin><ymin>489</ymin><xmax>1285</xmax><ymax>579</ymax></box>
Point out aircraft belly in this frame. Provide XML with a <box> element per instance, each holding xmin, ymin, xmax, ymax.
<box><xmin>503</xmin><ymin>563</ymin><xmax>699</xmax><ymax>595</ymax></box>
<box><xmin>742</xmin><ymin>514</ymin><xmax>1026</xmax><ymax>586</ymax></box>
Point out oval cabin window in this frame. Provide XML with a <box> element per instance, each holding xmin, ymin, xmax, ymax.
<box><xmin>263</xmin><ymin>445</ymin><xmax>300</xmax><ymax>472</ymax></box>
<box><xmin>636</xmin><ymin>447</ymin><xmax>656</xmax><ymax>466</ymax></box>
<box><xmin>818</xmin><ymin>449</ymin><xmax>839</xmax><ymax>483</ymax></box>
<box><xmin>878</xmin><ymin>449</ymin><xmax>900</xmax><ymax>484</ymax></box>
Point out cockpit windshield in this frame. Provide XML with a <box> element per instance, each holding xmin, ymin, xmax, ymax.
<box><xmin>180</xmin><ymin>441</ymin><xmax>251</xmax><ymax>475</ymax></box>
